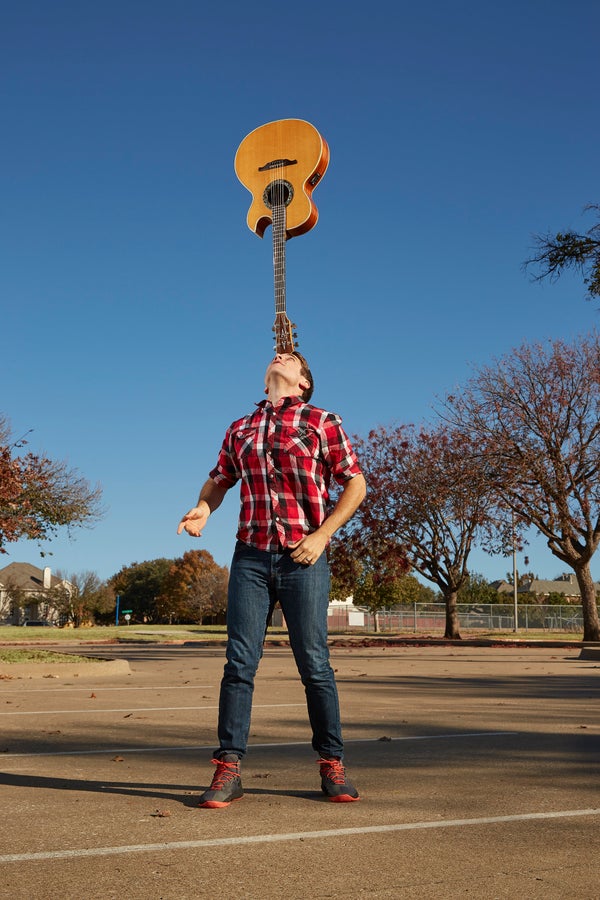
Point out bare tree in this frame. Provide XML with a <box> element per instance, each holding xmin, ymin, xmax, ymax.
<box><xmin>525</xmin><ymin>203</ymin><xmax>600</xmax><ymax>302</ymax></box>
<box><xmin>444</xmin><ymin>334</ymin><xmax>600</xmax><ymax>641</ymax></box>
<box><xmin>50</xmin><ymin>571</ymin><xmax>114</xmax><ymax>627</ymax></box>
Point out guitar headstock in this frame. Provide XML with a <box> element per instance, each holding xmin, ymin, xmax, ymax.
<box><xmin>273</xmin><ymin>312</ymin><xmax>298</xmax><ymax>355</ymax></box>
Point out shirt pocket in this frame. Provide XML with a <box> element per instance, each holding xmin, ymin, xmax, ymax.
<box><xmin>281</xmin><ymin>425</ymin><xmax>319</xmax><ymax>457</ymax></box>
<box><xmin>233</xmin><ymin>426</ymin><xmax>260</xmax><ymax>457</ymax></box>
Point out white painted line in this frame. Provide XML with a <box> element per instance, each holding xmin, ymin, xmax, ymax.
<box><xmin>0</xmin><ymin>685</ymin><xmax>214</xmax><ymax>694</ymax></box>
<box><xmin>0</xmin><ymin>703</ymin><xmax>304</xmax><ymax>717</ymax></box>
<box><xmin>0</xmin><ymin>731</ymin><xmax>516</xmax><ymax>759</ymax></box>
<box><xmin>0</xmin><ymin>809</ymin><xmax>598</xmax><ymax>863</ymax></box>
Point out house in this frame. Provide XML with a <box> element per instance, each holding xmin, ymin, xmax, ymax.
<box><xmin>0</xmin><ymin>562</ymin><xmax>73</xmax><ymax>625</ymax></box>
<box><xmin>492</xmin><ymin>573</ymin><xmax>600</xmax><ymax>603</ymax></box>
<box><xmin>519</xmin><ymin>573</ymin><xmax>600</xmax><ymax>603</ymax></box>
<box><xmin>491</xmin><ymin>580</ymin><xmax>515</xmax><ymax>595</ymax></box>
<box><xmin>327</xmin><ymin>595</ymin><xmax>366</xmax><ymax>628</ymax></box>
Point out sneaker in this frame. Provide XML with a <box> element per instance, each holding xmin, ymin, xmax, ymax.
<box><xmin>319</xmin><ymin>758</ymin><xmax>360</xmax><ymax>802</ymax></box>
<box><xmin>198</xmin><ymin>754</ymin><xmax>244</xmax><ymax>808</ymax></box>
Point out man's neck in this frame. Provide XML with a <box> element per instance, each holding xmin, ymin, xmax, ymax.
<box><xmin>267</xmin><ymin>388</ymin><xmax>298</xmax><ymax>406</ymax></box>
<box><xmin>266</xmin><ymin>371</ymin><xmax>303</xmax><ymax>406</ymax></box>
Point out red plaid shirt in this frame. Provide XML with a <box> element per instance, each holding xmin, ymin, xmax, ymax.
<box><xmin>209</xmin><ymin>396</ymin><xmax>362</xmax><ymax>551</ymax></box>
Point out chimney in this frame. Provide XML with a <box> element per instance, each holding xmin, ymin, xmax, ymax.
<box><xmin>43</xmin><ymin>567</ymin><xmax>52</xmax><ymax>589</ymax></box>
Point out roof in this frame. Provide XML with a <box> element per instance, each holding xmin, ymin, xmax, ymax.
<box><xmin>0</xmin><ymin>562</ymin><xmax>65</xmax><ymax>592</ymax></box>
<box><xmin>520</xmin><ymin>577</ymin><xmax>600</xmax><ymax>597</ymax></box>
<box><xmin>491</xmin><ymin>580</ymin><xmax>514</xmax><ymax>594</ymax></box>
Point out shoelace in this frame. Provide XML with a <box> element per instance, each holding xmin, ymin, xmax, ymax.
<box><xmin>319</xmin><ymin>759</ymin><xmax>347</xmax><ymax>785</ymax></box>
<box><xmin>210</xmin><ymin>759</ymin><xmax>240</xmax><ymax>790</ymax></box>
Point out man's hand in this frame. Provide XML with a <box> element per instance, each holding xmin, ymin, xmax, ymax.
<box><xmin>177</xmin><ymin>480</ymin><xmax>228</xmax><ymax>539</ymax></box>
<box><xmin>289</xmin><ymin>530</ymin><xmax>330</xmax><ymax>566</ymax></box>
<box><xmin>177</xmin><ymin>504</ymin><xmax>210</xmax><ymax>538</ymax></box>
<box><xmin>289</xmin><ymin>474</ymin><xmax>366</xmax><ymax>566</ymax></box>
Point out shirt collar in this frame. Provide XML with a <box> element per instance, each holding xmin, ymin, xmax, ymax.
<box><xmin>257</xmin><ymin>395</ymin><xmax>304</xmax><ymax>411</ymax></box>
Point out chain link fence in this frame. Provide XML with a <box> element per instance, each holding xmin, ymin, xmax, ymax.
<box><xmin>327</xmin><ymin>602</ymin><xmax>592</xmax><ymax>633</ymax></box>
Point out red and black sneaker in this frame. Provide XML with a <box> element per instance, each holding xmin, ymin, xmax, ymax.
<box><xmin>319</xmin><ymin>758</ymin><xmax>360</xmax><ymax>802</ymax></box>
<box><xmin>198</xmin><ymin>754</ymin><xmax>243</xmax><ymax>808</ymax></box>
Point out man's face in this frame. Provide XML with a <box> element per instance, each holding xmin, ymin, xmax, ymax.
<box><xmin>265</xmin><ymin>353</ymin><xmax>309</xmax><ymax>394</ymax></box>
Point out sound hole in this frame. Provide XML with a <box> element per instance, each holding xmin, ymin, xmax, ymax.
<box><xmin>263</xmin><ymin>179</ymin><xmax>294</xmax><ymax>209</ymax></box>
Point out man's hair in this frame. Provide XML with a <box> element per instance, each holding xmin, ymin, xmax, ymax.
<box><xmin>292</xmin><ymin>351</ymin><xmax>314</xmax><ymax>403</ymax></box>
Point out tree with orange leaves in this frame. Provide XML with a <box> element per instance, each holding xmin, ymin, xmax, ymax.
<box><xmin>341</xmin><ymin>424</ymin><xmax>505</xmax><ymax>639</ymax></box>
<box><xmin>0</xmin><ymin>416</ymin><xmax>102</xmax><ymax>554</ymax></box>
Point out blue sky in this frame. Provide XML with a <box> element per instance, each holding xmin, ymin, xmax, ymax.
<box><xmin>3</xmin><ymin>0</ymin><xmax>600</xmax><ymax>585</ymax></box>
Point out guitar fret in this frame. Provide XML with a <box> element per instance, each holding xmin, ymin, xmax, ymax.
<box><xmin>273</xmin><ymin>202</ymin><xmax>287</xmax><ymax>316</ymax></box>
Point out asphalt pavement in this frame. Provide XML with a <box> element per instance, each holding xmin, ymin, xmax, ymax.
<box><xmin>1</xmin><ymin>641</ymin><xmax>599</xmax><ymax>899</ymax></box>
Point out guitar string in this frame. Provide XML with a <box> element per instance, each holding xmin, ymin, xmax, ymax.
<box><xmin>273</xmin><ymin>159</ymin><xmax>287</xmax><ymax>343</ymax></box>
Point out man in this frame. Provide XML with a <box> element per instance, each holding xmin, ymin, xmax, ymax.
<box><xmin>178</xmin><ymin>351</ymin><xmax>366</xmax><ymax>807</ymax></box>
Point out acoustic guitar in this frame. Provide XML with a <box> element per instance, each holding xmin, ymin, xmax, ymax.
<box><xmin>234</xmin><ymin>119</ymin><xmax>329</xmax><ymax>354</ymax></box>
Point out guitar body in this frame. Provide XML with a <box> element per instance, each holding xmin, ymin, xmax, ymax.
<box><xmin>234</xmin><ymin>118</ymin><xmax>329</xmax><ymax>239</ymax></box>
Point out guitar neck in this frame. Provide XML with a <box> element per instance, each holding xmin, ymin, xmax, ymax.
<box><xmin>272</xmin><ymin>201</ymin><xmax>287</xmax><ymax>316</ymax></box>
<box><xmin>272</xmin><ymin>201</ymin><xmax>296</xmax><ymax>354</ymax></box>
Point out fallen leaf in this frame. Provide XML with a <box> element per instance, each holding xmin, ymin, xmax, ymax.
<box><xmin>90</xmin><ymin>693</ymin><xmax>97</xmax><ymax>699</ymax></box>
<box><xmin>112</xmin><ymin>755</ymin><xmax>125</xmax><ymax>762</ymax></box>
<box><xmin>151</xmin><ymin>809</ymin><xmax>171</xmax><ymax>818</ymax></box>
<box><xmin>378</xmin><ymin>736</ymin><xmax>392</xmax><ymax>742</ymax></box>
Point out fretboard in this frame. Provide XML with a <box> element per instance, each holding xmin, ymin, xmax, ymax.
<box><xmin>272</xmin><ymin>200</ymin><xmax>287</xmax><ymax>316</ymax></box>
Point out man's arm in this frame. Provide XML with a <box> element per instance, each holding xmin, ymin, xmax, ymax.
<box><xmin>289</xmin><ymin>473</ymin><xmax>366</xmax><ymax>565</ymax></box>
<box><xmin>177</xmin><ymin>478</ymin><xmax>229</xmax><ymax>538</ymax></box>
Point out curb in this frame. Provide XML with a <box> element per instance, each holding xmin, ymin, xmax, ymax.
<box><xmin>0</xmin><ymin>658</ymin><xmax>131</xmax><ymax>680</ymax></box>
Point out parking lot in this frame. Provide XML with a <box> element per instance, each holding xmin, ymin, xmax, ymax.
<box><xmin>1</xmin><ymin>641</ymin><xmax>599</xmax><ymax>898</ymax></box>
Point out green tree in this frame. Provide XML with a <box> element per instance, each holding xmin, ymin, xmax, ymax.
<box><xmin>525</xmin><ymin>203</ymin><xmax>600</xmax><ymax>301</ymax></box>
<box><xmin>457</xmin><ymin>573</ymin><xmax>500</xmax><ymax>605</ymax></box>
<box><xmin>390</xmin><ymin>574</ymin><xmax>436</xmax><ymax>605</ymax></box>
<box><xmin>109</xmin><ymin>558</ymin><xmax>173</xmax><ymax>623</ymax></box>
<box><xmin>352</xmin><ymin>570</ymin><xmax>400</xmax><ymax>631</ymax></box>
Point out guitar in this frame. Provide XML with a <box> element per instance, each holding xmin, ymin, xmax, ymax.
<box><xmin>234</xmin><ymin>119</ymin><xmax>329</xmax><ymax>354</ymax></box>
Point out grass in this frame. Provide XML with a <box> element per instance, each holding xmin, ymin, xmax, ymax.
<box><xmin>0</xmin><ymin>623</ymin><xmax>583</xmax><ymax>645</ymax></box>
<box><xmin>0</xmin><ymin>648</ymin><xmax>96</xmax><ymax>664</ymax></box>
<box><xmin>0</xmin><ymin>624</ymin><xmax>227</xmax><ymax>644</ymax></box>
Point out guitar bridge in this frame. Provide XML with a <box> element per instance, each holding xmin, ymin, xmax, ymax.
<box><xmin>258</xmin><ymin>158</ymin><xmax>298</xmax><ymax>171</ymax></box>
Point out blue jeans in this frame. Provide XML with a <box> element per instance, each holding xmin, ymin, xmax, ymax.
<box><xmin>216</xmin><ymin>540</ymin><xmax>343</xmax><ymax>760</ymax></box>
